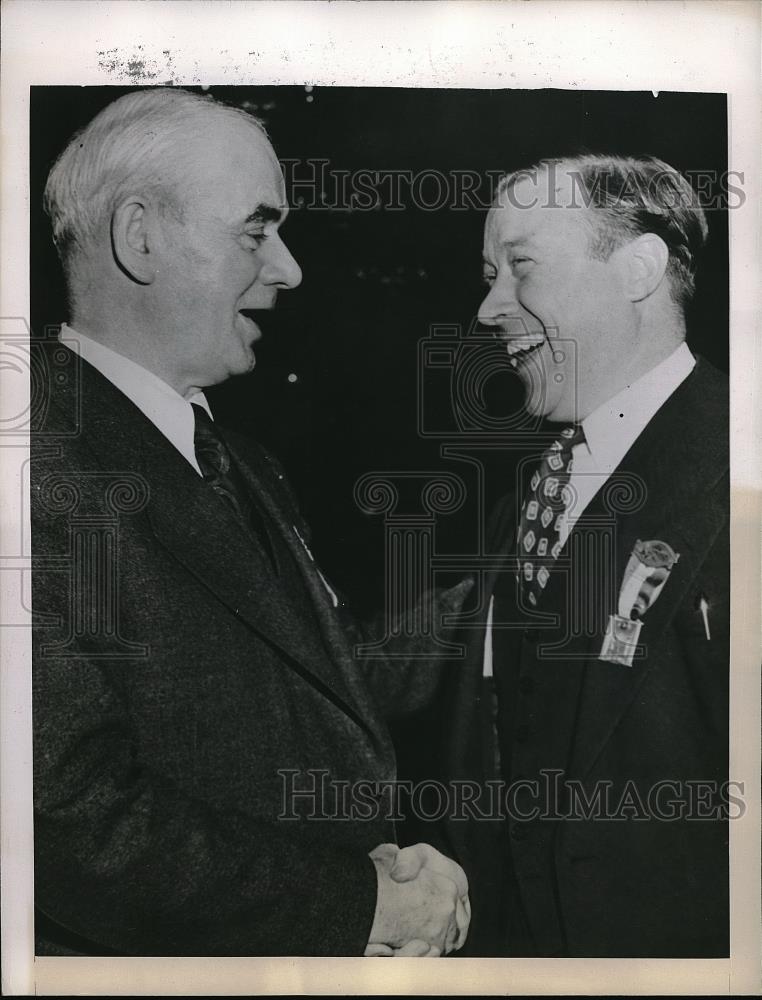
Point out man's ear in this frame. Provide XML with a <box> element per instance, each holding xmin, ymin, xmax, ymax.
<box><xmin>621</xmin><ymin>233</ymin><xmax>670</xmax><ymax>302</ymax></box>
<box><xmin>110</xmin><ymin>198</ymin><xmax>157</xmax><ymax>285</ymax></box>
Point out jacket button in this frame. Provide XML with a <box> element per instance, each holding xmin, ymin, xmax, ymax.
<box><xmin>519</xmin><ymin>675</ymin><xmax>534</xmax><ymax>695</ymax></box>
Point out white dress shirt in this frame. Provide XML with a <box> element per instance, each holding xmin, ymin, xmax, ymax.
<box><xmin>61</xmin><ymin>324</ymin><xmax>211</xmax><ymax>475</ymax></box>
<box><xmin>60</xmin><ymin>325</ymin><xmax>341</xmax><ymax>607</ymax></box>
<box><xmin>483</xmin><ymin>342</ymin><xmax>696</xmax><ymax>677</ymax></box>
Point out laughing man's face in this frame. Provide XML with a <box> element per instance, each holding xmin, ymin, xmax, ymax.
<box><xmin>478</xmin><ymin>165</ymin><xmax>630</xmax><ymax>423</ymax></box>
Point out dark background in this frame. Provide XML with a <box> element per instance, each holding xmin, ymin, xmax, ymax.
<box><xmin>30</xmin><ymin>86</ymin><xmax>729</xmax><ymax>615</ymax></box>
<box><xmin>31</xmin><ymin>87</ymin><xmax>729</xmax><ymax>830</ymax></box>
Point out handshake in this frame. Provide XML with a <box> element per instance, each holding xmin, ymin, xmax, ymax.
<box><xmin>365</xmin><ymin>842</ymin><xmax>471</xmax><ymax>957</ymax></box>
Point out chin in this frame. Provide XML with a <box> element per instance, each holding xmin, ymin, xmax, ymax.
<box><xmin>523</xmin><ymin>366</ymin><xmax>575</xmax><ymax>422</ymax></box>
<box><xmin>525</xmin><ymin>386</ymin><xmax>576</xmax><ymax>423</ymax></box>
<box><xmin>542</xmin><ymin>404</ymin><xmax>576</xmax><ymax>424</ymax></box>
<box><xmin>232</xmin><ymin>346</ymin><xmax>257</xmax><ymax>376</ymax></box>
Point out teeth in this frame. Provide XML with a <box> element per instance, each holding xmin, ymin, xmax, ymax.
<box><xmin>505</xmin><ymin>339</ymin><xmax>544</xmax><ymax>365</ymax></box>
<box><xmin>505</xmin><ymin>339</ymin><xmax>544</xmax><ymax>356</ymax></box>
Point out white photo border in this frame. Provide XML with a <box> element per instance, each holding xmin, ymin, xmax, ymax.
<box><xmin>2</xmin><ymin>1</ymin><xmax>760</xmax><ymax>994</ymax></box>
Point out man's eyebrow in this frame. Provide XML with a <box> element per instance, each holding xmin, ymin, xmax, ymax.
<box><xmin>498</xmin><ymin>238</ymin><xmax>532</xmax><ymax>251</ymax></box>
<box><xmin>244</xmin><ymin>204</ymin><xmax>283</xmax><ymax>225</ymax></box>
<box><xmin>482</xmin><ymin>238</ymin><xmax>533</xmax><ymax>266</ymax></box>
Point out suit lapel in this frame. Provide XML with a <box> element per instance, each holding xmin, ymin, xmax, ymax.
<box><xmin>140</xmin><ymin>431</ymin><xmax>352</xmax><ymax>697</ymax></box>
<box><xmin>57</xmin><ymin>349</ymin><xmax>383</xmax><ymax>738</ymax></box>
<box><xmin>454</xmin><ymin>359</ymin><xmax>727</xmax><ymax>788</ymax></box>
<box><xmin>225</xmin><ymin>430</ymin><xmax>393</xmax><ymax>748</ymax></box>
<box><xmin>568</xmin><ymin>359</ymin><xmax>729</xmax><ymax>780</ymax></box>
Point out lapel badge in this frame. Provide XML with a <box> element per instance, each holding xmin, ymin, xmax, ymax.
<box><xmin>599</xmin><ymin>539</ymin><xmax>680</xmax><ymax>667</ymax></box>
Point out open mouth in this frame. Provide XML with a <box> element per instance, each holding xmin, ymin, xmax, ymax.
<box><xmin>503</xmin><ymin>337</ymin><xmax>545</xmax><ymax>369</ymax></box>
<box><xmin>238</xmin><ymin>309</ymin><xmax>264</xmax><ymax>340</ymax></box>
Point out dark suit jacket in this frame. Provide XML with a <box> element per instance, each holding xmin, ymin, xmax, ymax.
<box><xmin>31</xmin><ymin>342</ymin><xmax>397</xmax><ymax>956</ymax></box>
<box><xmin>440</xmin><ymin>357</ymin><xmax>730</xmax><ymax>957</ymax></box>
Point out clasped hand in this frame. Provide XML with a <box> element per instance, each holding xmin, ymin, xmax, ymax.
<box><xmin>365</xmin><ymin>842</ymin><xmax>471</xmax><ymax>957</ymax></box>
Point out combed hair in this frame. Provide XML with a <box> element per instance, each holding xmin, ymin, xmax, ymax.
<box><xmin>44</xmin><ymin>87</ymin><xmax>267</xmax><ymax>268</ymax></box>
<box><xmin>497</xmin><ymin>154</ymin><xmax>709</xmax><ymax>308</ymax></box>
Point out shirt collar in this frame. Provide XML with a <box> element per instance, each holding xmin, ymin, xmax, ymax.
<box><xmin>579</xmin><ymin>342</ymin><xmax>696</xmax><ymax>473</ymax></box>
<box><xmin>60</xmin><ymin>324</ymin><xmax>211</xmax><ymax>473</ymax></box>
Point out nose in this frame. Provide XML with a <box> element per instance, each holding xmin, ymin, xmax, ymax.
<box><xmin>477</xmin><ymin>271</ymin><xmax>520</xmax><ymax>328</ymax></box>
<box><xmin>262</xmin><ymin>233</ymin><xmax>302</xmax><ymax>290</ymax></box>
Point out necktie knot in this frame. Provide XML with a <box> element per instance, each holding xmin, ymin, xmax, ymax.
<box><xmin>515</xmin><ymin>423</ymin><xmax>585</xmax><ymax>607</ymax></box>
<box><xmin>191</xmin><ymin>404</ymin><xmax>274</xmax><ymax>567</ymax></box>
<box><xmin>548</xmin><ymin>423</ymin><xmax>585</xmax><ymax>456</ymax></box>
<box><xmin>192</xmin><ymin>403</ymin><xmax>231</xmax><ymax>480</ymax></box>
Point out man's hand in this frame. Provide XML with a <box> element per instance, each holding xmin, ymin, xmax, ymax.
<box><xmin>387</xmin><ymin>843</ymin><xmax>470</xmax><ymax>954</ymax></box>
<box><xmin>365</xmin><ymin>939</ymin><xmax>442</xmax><ymax>957</ymax></box>
<box><xmin>365</xmin><ymin>843</ymin><xmax>470</xmax><ymax>956</ymax></box>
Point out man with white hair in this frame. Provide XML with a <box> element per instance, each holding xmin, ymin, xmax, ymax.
<box><xmin>32</xmin><ymin>87</ymin><xmax>469</xmax><ymax>957</ymax></box>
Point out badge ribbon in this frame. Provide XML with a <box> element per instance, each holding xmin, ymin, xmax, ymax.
<box><xmin>599</xmin><ymin>539</ymin><xmax>680</xmax><ymax>666</ymax></box>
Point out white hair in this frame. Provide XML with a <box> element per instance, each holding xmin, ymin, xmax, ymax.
<box><xmin>43</xmin><ymin>87</ymin><xmax>267</xmax><ymax>268</ymax></box>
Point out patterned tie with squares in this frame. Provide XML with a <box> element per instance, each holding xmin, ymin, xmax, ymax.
<box><xmin>515</xmin><ymin>424</ymin><xmax>586</xmax><ymax>607</ymax></box>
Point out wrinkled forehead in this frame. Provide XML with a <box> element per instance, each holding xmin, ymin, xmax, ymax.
<box><xmin>484</xmin><ymin>164</ymin><xmax>590</xmax><ymax>252</ymax></box>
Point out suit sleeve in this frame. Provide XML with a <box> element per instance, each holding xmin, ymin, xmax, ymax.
<box><xmin>358</xmin><ymin>581</ymin><xmax>475</xmax><ymax>719</ymax></box>
<box><xmin>33</xmin><ymin>656</ymin><xmax>379</xmax><ymax>957</ymax></box>
<box><xmin>32</xmin><ymin>457</ymin><xmax>379</xmax><ymax>957</ymax></box>
<box><xmin>359</xmin><ymin>491</ymin><xmax>514</xmax><ymax>719</ymax></box>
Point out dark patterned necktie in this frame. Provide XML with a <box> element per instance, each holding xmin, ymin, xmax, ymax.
<box><xmin>192</xmin><ymin>404</ymin><xmax>274</xmax><ymax>567</ymax></box>
<box><xmin>515</xmin><ymin>424</ymin><xmax>585</xmax><ymax>608</ymax></box>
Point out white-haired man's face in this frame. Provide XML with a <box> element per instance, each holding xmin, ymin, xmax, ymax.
<box><xmin>148</xmin><ymin>117</ymin><xmax>302</xmax><ymax>394</ymax></box>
